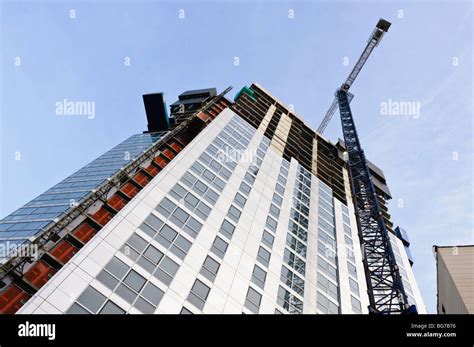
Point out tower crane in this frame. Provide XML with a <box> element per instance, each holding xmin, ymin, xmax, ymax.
<box><xmin>320</xmin><ymin>18</ymin><xmax>417</xmax><ymax>314</ymax></box>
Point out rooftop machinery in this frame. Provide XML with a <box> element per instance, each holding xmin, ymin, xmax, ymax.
<box><xmin>319</xmin><ymin>18</ymin><xmax>417</xmax><ymax>314</ymax></box>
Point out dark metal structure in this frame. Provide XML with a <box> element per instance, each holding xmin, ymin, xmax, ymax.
<box><xmin>336</xmin><ymin>89</ymin><xmax>415</xmax><ymax>314</ymax></box>
<box><xmin>317</xmin><ymin>18</ymin><xmax>391</xmax><ymax>134</ymax></box>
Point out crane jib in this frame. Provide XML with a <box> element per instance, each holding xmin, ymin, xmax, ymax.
<box><xmin>317</xmin><ymin>18</ymin><xmax>391</xmax><ymax>134</ymax></box>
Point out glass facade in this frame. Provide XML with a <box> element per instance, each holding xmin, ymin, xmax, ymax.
<box><xmin>0</xmin><ymin>132</ymin><xmax>167</xmax><ymax>259</ymax></box>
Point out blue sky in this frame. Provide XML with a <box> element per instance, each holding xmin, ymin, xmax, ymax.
<box><xmin>1</xmin><ymin>0</ymin><xmax>472</xmax><ymax>313</ymax></box>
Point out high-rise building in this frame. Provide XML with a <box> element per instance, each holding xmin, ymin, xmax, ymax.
<box><xmin>0</xmin><ymin>84</ymin><xmax>426</xmax><ymax>314</ymax></box>
<box><xmin>434</xmin><ymin>245</ymin><xmax>474</xmax><ymax>314</ymax></box>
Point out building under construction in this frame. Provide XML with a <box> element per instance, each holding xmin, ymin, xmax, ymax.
<box><xmin>0</xmin><ymin>19</ymin><xmax>426</xmax><ymax>315</ymax></box>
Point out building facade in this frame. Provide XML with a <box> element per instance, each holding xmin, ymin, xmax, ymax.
<box><xmin>0</xmin><ymin>84</ymin><xmax>426</xmax><ymax>314</ymax></box>
<box><xmin>434</xmin><ymin>245</ymin><xmax>474</xmax><ymax>314</ymax></box>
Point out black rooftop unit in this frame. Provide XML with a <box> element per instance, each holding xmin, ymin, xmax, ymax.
<box><xmin>143</xmin><ymin>93</ymin><xmax>170</xmax><ymax>133</ymax></box>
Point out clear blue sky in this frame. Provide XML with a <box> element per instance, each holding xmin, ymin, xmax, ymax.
<box><xmin>1</xmin><ymin>0</ymin><xmax>472</xmax><ymax>313</ymax></box>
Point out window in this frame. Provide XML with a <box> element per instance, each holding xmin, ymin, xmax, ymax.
<box><xmin>181</xmin><ymin>172</ymin><xmax>197</xmax><ymax>187</ymax></box>
<box><xmin>284</xmin><ymin>249</ymin><xmax>306</xmax><ymax>275</ymax></box>
<box><xmin>318</xmin><ymin>241</ymin><xmax>336</xmax><ymax>261</ymax></box>
<box><xmin>169</xmin><ymin>207</ymin><xmax>189</xmax><ymax>228</ymax></box>
<box><xmin>156</xmin><ymin>197</ymin><xmax>176</xmax><ymax>218</ymax></box>
<box><xmin>134</xmin><ymin>297</ymin><xmax>155</xmax><ymax>314</ymax></box>
<box><xmin>199</xmin><ymin>152</ymin><xmax>212</xmax><ymax>165</ymax></box>
<box><xmin>126</xmin><ymin>233</ymin><xmax>148</xmax><ymax>253</ymax></box>
<box><xmin>203</xmin><ymin>189</ymin><xmax>219</xmax><ymax>205</ymax></box>
<box><xmin>209</xmin><ymin>160</ymin><xmax>222</xmax><ymax>173</ymax></box>
<box><xmin>244</xmin><ymin>287</ymin><xmax>262</xmax><ymax>313</ymax></box>
<box><xmin>104</xmin><ymin>257</ymin><xmax>129</xmax><ymax>280</ymax></box>
<box><xmin>257</xmin><ymin>247</ymin><xmax>271</xmax><ymax>267</ymax></box>
<box><xmin>138</xmin><ymin>222</ymin><xmax>157</xmax><ymax>238</ymax></box>
<box><xmin>195</xmin><ymin>201</ymin><xmax>211</xmax><ymax>220</ymax></box>
<box><xmin>266</xmin><ymin>216</ymin><xmax>278</xmax><ymax>232</ymax></box>
<box><xmin>244</xmin><ymin>172</ymin><xmax>255</xmax><ymax>185</ymax></box>
<box><xmin>343</xmin><ymin>224</ymin><xmax>352</xmax><ymax>236</ymax></box>
<box><xmin>99</xmin><ymin>300</ymin><xmax>125</xmax><ymax>314</ymax></box>
<box><xmin>67</xmin><ymin>303</ymin><xmax>90</xmax><ymax>314</ymax></box>
<box><xmin>319</xmin><ymin>228</ymin><xmax>336</xmax><ymax>247</ymax></box>
<box><xmin>193</xmin><ymin>180</ymin><xmax>208</xmax><ymax>196</ymax></box>
<box><xmin>344</xmin><ymin>235</ymin><xmax>353</xmax><ymax>246</ymax></box>
<box><xmin>342</xmin><ymin>204</ymin><xmax>350</xmax><ymax>217</ymax></box>
<box><xmin>180</xmin><ymin>307</ymin><xmax>193</xmax><ymax>314</ymax></box>
<box><xmin>170</xmin><ymin>235</ymin><xmax>192</xmax><ymax>259</ymax></box>
<box><xmin>234</xmin><ymin>193</ymin><xmax>247</xmax><ymax>208</ymax></box>
<box><xmin>97</xmin><ymin>270</ymin><xmax>119</xmax><ymax>290</ymax></box>
<box><xmin>155</xmin><ymin>224</ymin><xmax>178</xmax><ymax>248</ymax></box>
<box><xmin>349</xmin><ymin>278</ymin><xmax>359</xmax><ymax>296</ymax></box>
<box><xmin>154</xmin><ymin>256</ymin><xmax>179</xmax><ymax>286</ymax></box>
<box><xmin>187</xmin><ymin>280</ymin><xmax>210</xmax><ymax>310</ymax></box>
<box><xmin>137</xmin><ymin>256</ymin><xmax>155</xmax><ymax>274</ymax></box>
<box><xmin>251</xmin><ymin>265</ymin><xmax>267</xmax><ymax>289</ymax></box>
<box><xmin>318</xmin><ymin>218</ymin><xmax>334</xmax><ymax>234</ymax></box>
<box><xmin>319</xmin><ymin>207</ymin><xmax>334</xmax><ymax>224</ymax></box>
<box><xmin>219</xmin><ymin>219</ymin><xmax>236</xmax><ymax>239</ymax></box>
<box><xmin>351</xmin><ymin>295</ymin><xmax>362</xmax><ymax>313</ymax></box>
<box><xmin>190</xmin><ymin>162</ymin><xmax>205</xmax><ymax>175</ymax></box>
<box><xmin>77</xmin><ymin>286</ymin><xmax>107</xmax><ymax>313</ymax></box>
<box><xmin>281</xmin><ymin>266</ymin><xmax>305</xmax><ymax>295</ymax></box>
<box><xmin>317</xmin><ymin>256</ymin><xmax>337</xmax><ymax>281</ymax></box>
<box><xmin>200</xmin><ymin>256</ymin><xmax>220</xmax><ymax>282</ymax></box>
<box><xmin>183</xmin><ymin>217</ymin><xmax>202</xmax><ymax>238</ymax></box>
<box><xmin>319</xmin><ymin>199</ymin><xmax>334</xmax><ymax>215</ymax></box>
<box><xmin>141</xmin><ymin>282</ymin><xmax>164</xmax><ymax>306</ymax></box>
<box><xmin>123</xmin><ymin>270</ymin><xmax>146</xmax><ymax>292</ymax></box>
<box><xmin>239</xmin><ymin>182</ymin><xmax>251</xmax><ymax>195</ymax></box>
<box><xmin>275</xmin><ymin>183</ymin><xmax>285</xmax><ymax>195</ymax></box>
<box><xmin>272</xmin><ymin>193</ymin><xmax>283</xmax><ymax>206</ymax></box>
<box><xmin>219</xmin><ymin>166</ymin><xmax>232</xmax><ymax>180</ymax></box>
<box><xmin>343</xmin><ymin>214</ymin><xmax>351</xmax><ymax>225</ymax></box>
<box><xmin>269</xmin><ymin>204</ymin><xmax>280</xmax><ymax>218</ymax></box>
<box><xmin>211</xmin><ymin>236</ymin><xmax>228</xmax><ymax>259</ymax></box>
<box><xmin>347</xmin><ymin>262</ymin><xmax>357</xmax><ymax>278</ymax></box>
<box><xmin>277</xmin><ymin>174</ymin><xmax>286</xmax><ymax>185</ymax></box>
<box><xmin>317</xmin><ymin>274</ymin><xmax>339</xmax><ymax>301</ymax></box>
<box><xmin>143</xmin><ymin>245</ymin><xmax>164</xmax><ymax>265</ymax></box>
<box><xmin>317</xmin><ymin>292</ymin><xmax>339</xmax><ymax>314</ymax></box>
<box><xmin>277</xmin><ymin>286</ymin><xmax>303</xmax><ymax>314</ymax></box>
<box><xmin>170</xmin><ymin>183</ymin><xmax>187</xmax><ymax>201</ymax></box>
<box><xmin>144</xmin><ymin>214</ymin><xmax>163</xmax><ymax>232</ymax></box>
<box><xmin>183</xmin><ymin>193</ymin><xmax>200</xmax><ymax>209</ymax></box>
<box><xmin>286</xmin><ymin>234</ymin><xmax>307</xmax><ymax>258</ymax></box>
<box><xmin>261</xmin><ymin>231</ymin><xmax>274</xmax><ymax>248</ymax></box>
<box><xmin>202</xmin><ymin>169</ymin><xmax>216</xmax><ymax>183</ymax></box>
<box><xmin>213</xmin><ymin>174</ymin><xmax>226</xmax><ymax>191</ymax></box>
<box><xmin>227</xmin><ymin>136</ymin><xmax>237</xmax><ymax>147</ymax></box>
<box><xmin>227</xmin><ymin>205</ymin><xmax>241</xmax><ymax>223</ymax></box>
<box><xmin>289</xmin><ymin>221</ymin><xmax>308</xmax><ymax>242</ymax></box>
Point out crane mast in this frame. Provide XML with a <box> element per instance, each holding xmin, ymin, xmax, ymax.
<box><xmin>336</xmin><ymin>89</ymin><xmax>415</xmax><ymax>314</ymax></box>
<box><xmin>318</xmin><ymin>18</ymin><xmax>416</xmax><ymax>313</ymax></box>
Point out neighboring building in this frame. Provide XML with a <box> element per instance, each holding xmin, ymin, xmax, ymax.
<box><xmin>0</xmin><ymin>83</ymin><xmax>426</xmax><ymax>314</ymax></box>
<box><xmin>434</xmin><ymin>245</ymin><xmax>474</xmax><ymax>314</ymax></box>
